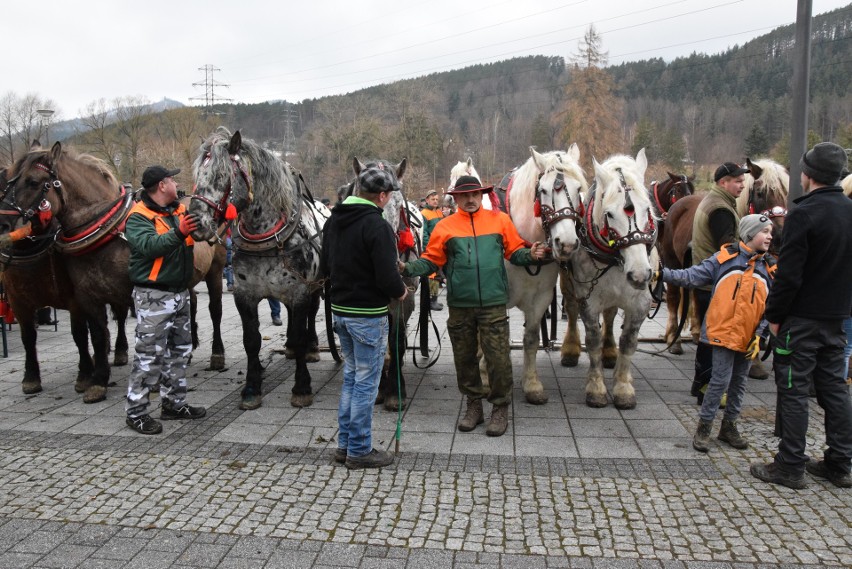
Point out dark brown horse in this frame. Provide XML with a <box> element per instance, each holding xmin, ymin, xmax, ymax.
<box><xmin>0</xmin><ymin>145</ymin><xmax>134</xmax><ymax>402</ymax></box>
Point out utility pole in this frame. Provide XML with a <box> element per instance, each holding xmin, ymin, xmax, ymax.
<box><xmin>281</xmin><ymin>104</ymin><xmax>299</xmax><ymax>155</ymax></box>
<box><xmin>191</xmin><ymin>65</ymin><xmax>232</xmax><ymax>112</ymax></box>
<box><xmin>788</xmin><ymin>0</ymin><xmax>812</xmax><ymax>205</ymax></box>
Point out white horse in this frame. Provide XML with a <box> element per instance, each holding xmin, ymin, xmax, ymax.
<box><xmin>504</xmin><ymin>145</ymin><xmax>588</xmax><ymax>404</ymax></box>
<box><xmin>571</xmin><ymin>149</ymin><xmax>657</xmax><ymax>409</ymax></box>
<box><xmin>449</xmin><ymin>157</ymin><xmax>497</xmax><ymax>210</ymax></box>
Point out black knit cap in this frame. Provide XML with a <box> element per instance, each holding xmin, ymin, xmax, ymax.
<box><xmin>713</xmin><ymin>162</ymin><xmax>749</xmax><ymax>183</ymax></box>
<box><xmin>800</xmin><ymin>142</ymin><xmax>848</xmax><ymax>185</ymax></box>
<box><xmin>142</xmin><ymin>165</ymin><xmax>180</xmax><ymax>189</ymax></box>
<box><xmin>358</xmin><ymin>166</ymin><xmax>400</xmax><ymax>194</ymax></box>
<box><xmin>448</xmin><ymin>175</ymin><xmax>493</xmax><ymax>194</ymax></box>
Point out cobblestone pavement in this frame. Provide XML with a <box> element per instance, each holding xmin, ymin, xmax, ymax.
<box><xmin>0</xmin><ymin>286</ymin><xmax>849</xmax><ymax>568</ymax></box>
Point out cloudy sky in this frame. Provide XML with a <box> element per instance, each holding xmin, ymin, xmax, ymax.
<box><xmin>6</xmin><ymin>0</ymin><xmax>849</xmax><ymax>120</ymax></box>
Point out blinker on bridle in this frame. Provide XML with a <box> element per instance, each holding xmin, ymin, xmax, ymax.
<box><xmin>0</xmin><ymin>162</ymin><xmax>63</xmax><ymax>225</ymax></box>
<box><xmin>191</xmin><ymin>151</ymin><xmax>250</xmax><ymax>223</ymax></box>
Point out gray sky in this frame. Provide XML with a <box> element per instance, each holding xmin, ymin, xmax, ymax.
<box><xmin>6</xmin><ymin>0</ymin><xmax>849</xmax><ymax>120</ymax></box>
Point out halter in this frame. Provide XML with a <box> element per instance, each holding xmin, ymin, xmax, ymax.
<box><xmin>536</xmin><ymin>171</ymin><xmax>584</xmax><ymax>240</ymax></box>
<box><xmin>0</xmin><ymin>162</ymin><xmax>64</xmax><ymax>228</ymax></box>
<box><xmin>580</xmin><ymin>168</ymin><xmax>657</xmax><ymax>266</ymax></box>
<box><xmin>747</xmin><ymin>183</ymin><xmax>787</xmax><ymax>219</ymax></box>
<box><xmin>190</xmin><ymin>152</ymin><xmax>251</xmax><ymax>223</ymax></box>
<box><xmin>651</xmin><ymin>175</ymin><xmax>691</xmax><ymax>219</ymax></box>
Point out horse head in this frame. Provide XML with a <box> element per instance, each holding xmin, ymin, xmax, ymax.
<box><xmin>589</xmin><ymin>148</ymin><xmax>657</xmax><ymax>289</ymax></box>
<box><xmin>191</xmin><ymin>127</ymin><xmax>254</xmax><ymax>240</ymax></box>
<box><xmin>0</xmin><ymin>142</ymin><xmax>65</xmax><ymax>238</ymax></box>
<box><xmin>739</xmin><ymin>157</ymin><xmax>789</xmax><ymax>254</ymax></box>
<box><xmin>448</xmin><ymin>157</ymin><xmax>478</xmax><ymax>192</ymax></box>
<box><xmin>511</xmin><ymin>144</ymin><xmax>587</xmax><ymax>261</ymax></box>
<box><xmin>652</xmin><ymin>171</ymin><xmax>695</xmax><ymax>217</ymax></box>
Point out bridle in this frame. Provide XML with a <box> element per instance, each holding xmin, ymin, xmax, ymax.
<box><xmin>535</xmin><ymin>170</ymin><xmax>584</xmax><ymax>243</ymax></box>
<box><xmin>191</xmin><ymin>151</ymin><xmax>251</xmax><ymax>223</ymax></box>
<box><xmin>580</xmin><ymin>167</ymin><xmax>657</xmax><ymax>266</ymax></box>
<box><xmin>651</xmin><ymin>175</ymin><xmax>692</xmax><ymax>219</ymax></box>
<box><xmin>747</xmin><ymin>183</ymin><xmax>787</xmax><ymax>219</ymax></box>
<box><xmin>0</xmin><ymin>162</ymin><xmax>64</xmax><ymax>228</ymax></box>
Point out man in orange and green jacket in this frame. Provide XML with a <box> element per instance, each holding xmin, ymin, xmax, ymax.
<box><xmin>401</xmin><ymin>175</ymin><xmax>546</xmax><ymax>437</ymax></box>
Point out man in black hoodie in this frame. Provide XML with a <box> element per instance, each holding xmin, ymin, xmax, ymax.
<box><xmin>751</xmin><ymin>142</ymin><xmax>852</xmax><ymax>490</ymax></box>
<box><xmin>320</xmin><ymin>165</ymin><xmax>408</xmax><ymax>470</ymax></box>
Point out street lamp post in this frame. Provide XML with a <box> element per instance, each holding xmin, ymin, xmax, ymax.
<box><xmin>36</xmin><ymin>109</ymin><xmax>55</xmax><ymax>145</ymax></box>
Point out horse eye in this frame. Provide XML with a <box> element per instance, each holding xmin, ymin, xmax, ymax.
<box><xmin>605</xmin><ymin>211</ymin><xmax>614</xmax><ymax>219</ymax></box>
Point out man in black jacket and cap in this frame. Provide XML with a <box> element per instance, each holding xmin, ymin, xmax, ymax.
<box><xmin>751</xmin><ymin>142</ymin><xmax>852</xmax><ymax>490</ymax></box>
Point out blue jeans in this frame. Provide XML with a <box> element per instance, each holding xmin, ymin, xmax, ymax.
<box><xmin>268</xmin><ymin>298</ymin><xmax>281</xmax><ymax>319</ymax></box>
<box><xmin>700</xmin><ymin>345</ymin><xmax>750</xmax><ymax>423</ymax></box>
<box><xmin>333</xmin><ymin>315</ymin><xmax>388</xmax><ymax>458</ymax></box>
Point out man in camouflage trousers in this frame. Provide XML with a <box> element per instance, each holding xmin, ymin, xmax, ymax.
<box><xmin>401</xmin><ymin>176</ymin><xmax>546</xmax><ymax>436</ymax></box>
<box><xmin>124</xmin><ymin>165</ymin><xmax>206</xmax><ymax>435</ymax></box>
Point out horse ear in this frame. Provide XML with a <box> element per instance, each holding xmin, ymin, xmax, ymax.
<box><xmin>592</xmin><ymin>158</ymin><xmax>607</xmax><ymax>226</ymax></box>
<box><xmin>352</xmin><ymin>157</ymin><xmax>364</xmax><ymax>176</ymax></box>
<box><xmin>50</xmin><ymin>141</ymin><xmax>62</xmax><ymax>163</ymax></box>
<box><xmin>635</xmin><ymin>148</ymin><xmax>648</xmax><ymax>176</ymax></box>
<box><xmin>395</xmin><ymin>158</ymin><xmax>407</xmax><ymax>181</ymax></box>
<box><xmin>228</xmin><ymin>130</ymin><xmax>242</xmax><ymax>155</ymax></box>
<box><xmin>667</xmin><ymin>171</ymin><xmax>678</xmax><ymax>180</ymax></box>
<box><xmin>747</xmin><ymin>158</ymin><xmax>763</xmax><ymax>179</ymax></box>
<box><xmin>567</xmin><ymin>143</ymin><xmax>580</xmax><ymax>163</ymax></box>
<box><xmin>466</xmin><ymin>157</ymin><xmax>473</xmax><ymax>168</ymax></box>
<box><xmin>530</xmin><ymin>146</ymin><xmax>546</xmax><ymax>171</ymax></box>
<box><xmin>31</xmin><ymin>139</ymin><xmax>42</xmax><ymax>150</ymax></box>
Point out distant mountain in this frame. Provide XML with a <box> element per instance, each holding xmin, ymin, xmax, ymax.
<box><xmin>52</xmin><ymin>98</ymin><xmax>185</xmax><ymax>142</ymax></box>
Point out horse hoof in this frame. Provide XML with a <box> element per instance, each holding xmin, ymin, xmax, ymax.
<box><xmin>614</xmin><ymin>395</ymin><xmax>637</xmax><ymax>410</ymax></box>
<box><xmin>239</xmin><ymin>394</ymin><xmax>262</xmax><ymax>410</ymax></box>
<box><xmin>283</xmin><ymin>347</ymin><xmax>296</xmax><ymax>360</ymax></box>
<box><xmin>667</xmin><ymin>343</ymin><xmax>684</xmax><ymax>356</ymax></box>
<box><xmin>290</xmin><ymin>393</ymin><xmax>314</xmax><ymax>408</ymax></box>
<box><xmin>74</xmin><ymin>376</ymin><xmax>93</xmax><ymax>394</ymax></box>
<box><xmin>561</xmin><ymin>355</ymin><xmax>579</xmax><ymax>367</ymax></box>
<box><xmin>602</xmin><ymin>357</ymin><xmax>617</xmax><ymax>369</ymax></box>
<box><xmin>112</xmin><ymin>352</ymin><xmax>129</xmax><ymax>366</ymax></box>
<box><xmin>384</xmin><ymin>396</ymin><xmax>407</xmax><ymax>412</ymax></box>
<box><xmin>525</xmin><ymin>390</ymin><xmax>549</xmax><ymax>405</ymax></box>
<box><xmin>306</xmin><ymin>351</ymin><xmax>320</xmax><ymax>363</ymax></box>
<box><xmin>22</xmin><ymin>381</ymin><xmax>43</xmax><ymax>395</ymax></box>
<box><xmin>585</xmin><ymin>393</ymin><xmax>608</xmax><ymax>408</ymax></box>
<box><xmin>207</xmin><ymin>354</ymin><xmax>226</xmax><ymax>371</ymax></box>
<box><xmin>83</xmin><ymin>385</ymin><xmax>107</xmax><ymax>404</ymax></box>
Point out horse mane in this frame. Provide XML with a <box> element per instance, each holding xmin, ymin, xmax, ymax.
<box><xmin>197</xmin><ymin>126</ymin><xmax>295</xmax><ymax>213</ymax></box>
<box><xmin>593</xmin><ymin>154</ymin><xmax>654</xmax><ymax>229</ymax></box>
<box><xmin>841</xmin><ymin>174</ymin><xmax>852</xmax><ymax>197</ymax></box>
<box><xmin>737</xmin><ymin>158</ymin><xmax>789</xmax><ymax>216</ymax></box>
<box><xmin>511</xmin><ymin>150</ymin><xmax>587</xmax><ymax>242</ymax></box>
<box><xmin>9</xmin><ymin>146</ymin><xmax>118</xmax><ymax>189</ymax></box>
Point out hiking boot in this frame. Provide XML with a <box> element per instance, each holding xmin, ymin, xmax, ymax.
<box><xmin>430</xmin><ymin>296</ymin><xmax>443</xmax><ymax>311</ymax></box>
<box><xmin>806</xmin><ymin>459</ymin><xmax>852</xmax><ymax>488</ymax></box>
<box><xmin>333</xmin><ymin>448</ymin><xmax>347</xmax><ymax>464</ymax></box>
<box><xmin>692</xmin><ymin>419</ymin><xmax>713</xmax><ymax>452</ymax></box>
<box><xmin>486</xmin><ymin>404</ymin><xmax>509</xmax><ymax>437</ymax></box>
<box><xmin>457</xmin><ymin>398</ymin><xmax>484</xmax><ymax>432</ymax></box>
<box><xmin>161</xmin><ymin>403</ymin><xmax>206</xmax><ymax>420</ymax></box>
<box><xmin>750</xmin><ymin>462</ymin><xmax>807</xmax><ymax>490</ymax></box>
<box><xmin>345</xmin><ymin>449</ymin><xmax>394</xmax><ymax>470</ymax></box>
<box><xmin>718</xmin><ymin>419</ymin><xmax>748</xmax><ymax>449</ymax></box>
<box><xmin>126</xmin><ymin>414</ymin><xmax>163</xmax><ymax>435</ymax></box>
<box><xmin>271</xmin><ymin>316</ymin><xmax>283</xmax><ymax>326</ymax></box>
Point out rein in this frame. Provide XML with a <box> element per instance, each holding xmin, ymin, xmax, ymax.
<box><xmin>190</xmin><ymin>152</ymin><xmax>251</xmax><ymax>224</ymax></box>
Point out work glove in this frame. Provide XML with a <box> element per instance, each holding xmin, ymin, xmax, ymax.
<box><xmin>178</xmin><ymin>213</ymin><xmax>199</xmax><ymax>237</ymax></box>
<box><xmin>746</xmin><ymin>335</ymin><xmax>761</xmax><ymax>360</ymax></box>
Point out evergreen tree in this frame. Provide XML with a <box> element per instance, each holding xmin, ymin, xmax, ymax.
<box><xmin>744</xmin><ymin>124</ymin><xmax>769</xmax><ymax>158</ymax></box>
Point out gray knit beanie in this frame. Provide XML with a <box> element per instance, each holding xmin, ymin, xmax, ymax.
<box><xmin>739</xmin><ymin>214</ymin><xmax>772</xmax><ymax>243</ymax></box>
<box><xmin>800</xmin><ymin>142</ymin><xmax>848</xmax><ymax>185</ymax></box>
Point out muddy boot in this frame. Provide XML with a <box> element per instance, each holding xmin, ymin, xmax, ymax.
<box><xmin>717</xmin><ymin>419</ymin><xmax>748</xmax><ymax>449</ymax></box>
<box><xmin>457</xmin><ymin>397</ymin><xmax>484</xmax><ymax>432</ymax></box>
<box><xmin>748</xmin><ymin>359</ymin><xmax>769</xmax><ymax>380</ymax></box>
<box><xmin>486</xmin><ymin>404</ymin><xmax>509</xmax><ymax>437</ymax></box>
<box><xmin>692</xmin><ymin>419</ymin><xmax>713</xmax><ymax>452</ymax></box>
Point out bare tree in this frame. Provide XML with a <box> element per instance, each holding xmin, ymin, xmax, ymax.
<box><xmin>0</xmin><ymin>91</ymin><xmax>18</xmax><ymax>163</ymax></box>
<box><xmin>77</xmin><ymin>98</ymin><xmax>123</xmax><ymax>176</ymax></box>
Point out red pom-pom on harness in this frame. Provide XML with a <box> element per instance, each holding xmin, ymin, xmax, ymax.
<box><xmin>225</xmin><ymin>203</ymin><xmax>238</xmax><ymax>221</ymax></box>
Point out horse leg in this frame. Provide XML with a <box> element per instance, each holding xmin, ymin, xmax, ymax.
<box><xmin>111</xmin><ymin>305</ymin><xmax>129</xmax><ymax>366</ymax></box>
<box><xmin>688</xmin><ymin>291</ymin><xmax>700</xmax><ymax>343</ymax></box>
<box><xmin>289</xmin><ymin>299</ymin><xmax>314</xmax><ymax>408</ymax></box>
<box><xmin>522</xmin><ymin>303</ymin><xmax>549</xmax><ymax>405</ymax></box>
<box><xmin>612</xmin><ymin>309</ymin><xmax>644</xmax><ymax>410</ymax></box>
<box><xmin>18</xmin><ymin>313</ymin><xmax>43</xmax><ymax>394</ymax></box>
<box><xmin>236</xmin><ymin>296</ymin><xmax>264</xmax><ymax>410</ymax></box>
<box><xmin>580</xmin><ymin>304</ymin><xmax>608</xmax><ymax>408</ymax></box>
<box><xmin>205</xmin><ymin>272</ymin><xmax>226</xmax><ymax>371</ymax></box>
<box><xmin>70</xmin><ymin>310</ymin><xmax>95</xmax><ymax>394</ymax></box>
<box><xmin>559</xmin><ymin>271</ymin><xmax>582</xmax><ymax>367</ymax></box>
<box><xmin>305</xmin><ymin>291</ymin><xmax>321</xmax><ymax>363</ymax></box>
<box><xmin>664</xmin><ymin>286</ymin><xmax>684</xmax><ymax>355</ymax></box>
<box><xmin>383</xmin><ymin>311</ymin><xmax>408</xmax><ymax>411</ymax></box>
<box><xmin>83</xmin><ymin>308</ymin><xmax>111</xmax><ymax>404</ymax></box>
<box><xmin>601</xmin><ymin>307</ymin><xmax>618</xmax><ymax>369</ymax></box>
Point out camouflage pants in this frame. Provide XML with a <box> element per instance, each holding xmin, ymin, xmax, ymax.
<box><xmin>446</xmin><ymin>305</ymin><xmax>513</xmax><ymax>406</ymax></box>
<box><xmin>126</xmin><ymin>287</ymin><xmax>193</xmax><ymax>418</ymax></box>
<box><xmin>429</xmin><ymin>277</ymin><xmax>440</xmax><ymax>297</ymax></box>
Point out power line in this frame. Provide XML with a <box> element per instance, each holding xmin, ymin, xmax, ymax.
<box><xmin>190</xmin><ymin>65</ymin><xmax>232</xmax><ymax>111</ymax></box>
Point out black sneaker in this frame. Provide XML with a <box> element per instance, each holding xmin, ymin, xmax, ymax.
<box><xmin>333</xmin><ymin>448</ymin><xmax>347</xmax><ymax>464</ymax></box>
<box><xmin>161</xmin><ymin>403</ymin><xmax>206</xmax><ymax>420</ymax></box>
<box><xmin>126</xmin><ymin>414</ymin><xmax>163</xmax><ymax>435</ymax></box>
<box><xmin>345</xmin><ymin>449</ymin><xmax>394</xmax><ymax>470</ymax></box>
<box><xmin>272</xmin><ymin>317</ymin><xmax>283</xmax><ymax>326</ymax></box>
<box><xmin>806</xmin><ymin>459</ymin><xmax>852</xmax><ymax>488</ymax></box>
<box><xmin>750</xmin><ymin>462</ymin><xmax>807</xmax><ymax>490</ymax></box>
